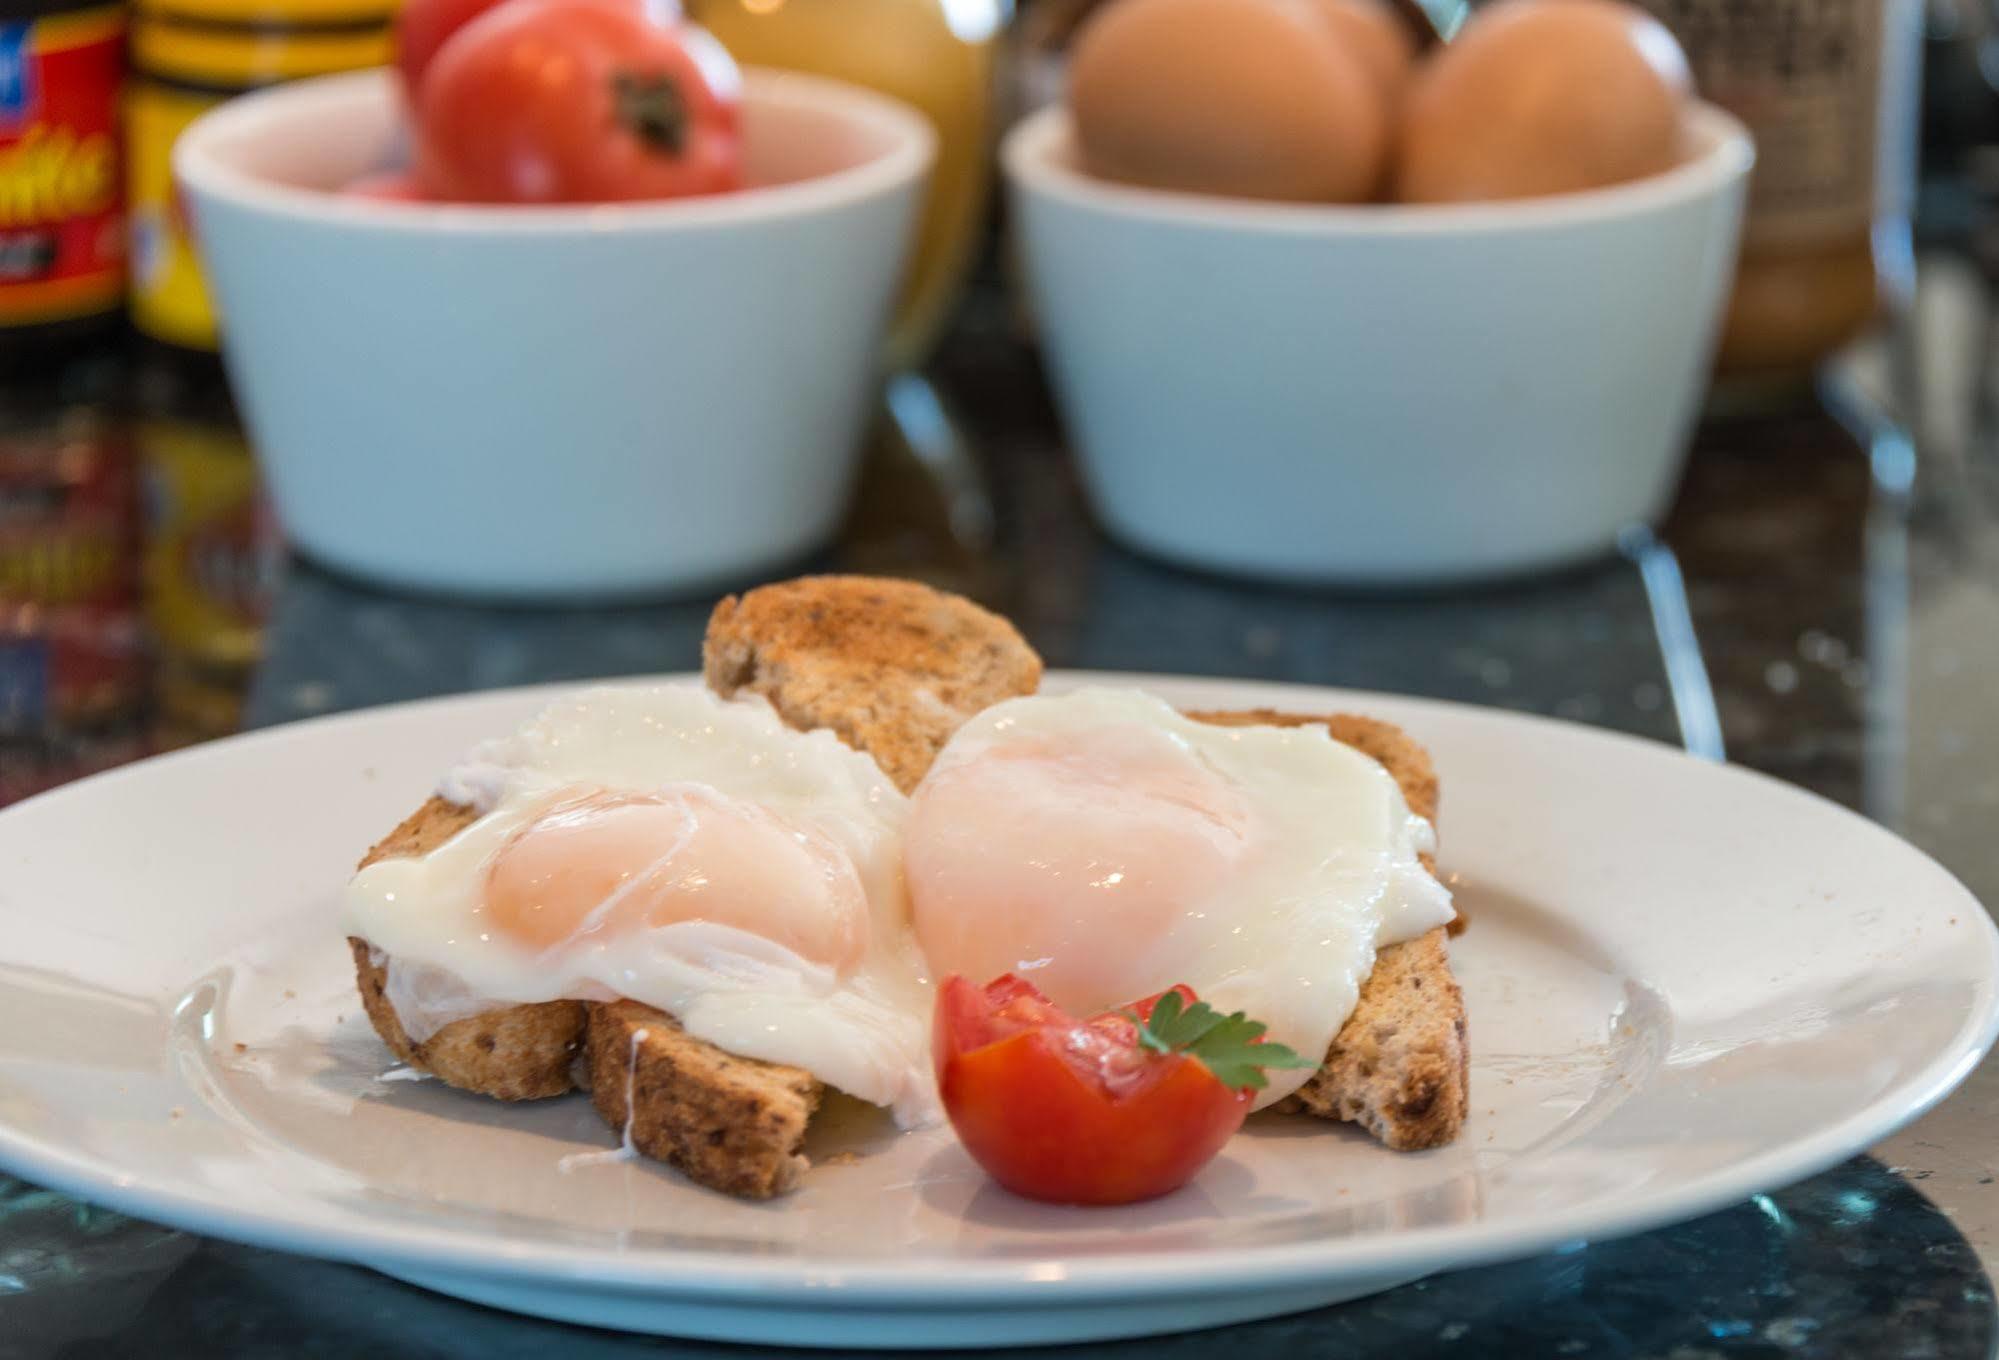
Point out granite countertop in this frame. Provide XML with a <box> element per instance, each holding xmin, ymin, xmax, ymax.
<box><xmin>7</xmin><ymin>254</ymin><xmax>1999</xmax><ymax>1357</ymax></box>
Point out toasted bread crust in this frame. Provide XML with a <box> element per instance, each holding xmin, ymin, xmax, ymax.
<box><xmin>586</xmin><ymin>1000</ymin><xmax>823</xmax><ymax>1199</ymax></box>
<box><xmin>704</xmin><ymin>575</ymin><xmax>1042</xmax><ymax>794</ymax></box>
<box><xmin>1189</xmin><ymin>708</ymin><xmax>1469</xmax><ymax>1150</ymax></box>
<box><xmin>1279</xmin><ymin>925</ymin><xmax>1467</xmax><ymax>1149</ymax></box>
<box><xmin>349</xmin><ymin>795</ymin><xmax>585</xmax><ymax>1101</ymax></box>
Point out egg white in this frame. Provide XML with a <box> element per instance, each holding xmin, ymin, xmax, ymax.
<box><xmin>343</xmin><ymin>684</ymin><xmax>938</xmax><ymax>1128</ymax></box>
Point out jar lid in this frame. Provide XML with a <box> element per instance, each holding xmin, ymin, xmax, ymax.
<box><xmin>0</xmin><ymin>0</ymin><xmax>114</xmax><ymax>25</ymax></box>
<box><xmin>0</xmin><ymin>4</ymin><xmax>122</xmax><ymax>45</ymax></box>
<box><xmin>136</xmin><ymin>0</ymin><xmax>394</xmax><ymax>32</ymax></box>
<box><xmin>133</xmin><ymin>14</ymin><xmax>392</xmax><ymax>87</ymax></box>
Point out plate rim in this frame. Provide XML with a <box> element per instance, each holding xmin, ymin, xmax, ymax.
<box><xmin>2</xmin><ymin>669</ymin><xmax>1994</xmax><ymax>1302</ymax></box>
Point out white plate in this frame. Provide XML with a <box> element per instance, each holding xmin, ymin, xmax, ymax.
<box><xmin>0</xmin><ymin>673</ymin><xmax>1993</xmax><ymax>1349</ymax></box>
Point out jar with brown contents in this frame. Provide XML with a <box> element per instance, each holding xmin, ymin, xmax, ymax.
<box><xmin>1638</xmin><ymin>0</ymin><xmax>1922</xmax><ymax>384</ymax></box>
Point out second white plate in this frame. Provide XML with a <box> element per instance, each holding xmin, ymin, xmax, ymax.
<box><xmin>0</xmin><ymin>673</ymin><xmax>1992</xmax><ymax>1348</ymax></box>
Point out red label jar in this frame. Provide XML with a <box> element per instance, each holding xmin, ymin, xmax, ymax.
<box><xmin>0</xmin><ymin>0</ymin><xmax>124</xmax><ymax>350</ymax></box>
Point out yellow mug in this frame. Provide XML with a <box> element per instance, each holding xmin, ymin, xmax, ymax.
<box><xmin>690</xmin><ymin>0</ymin><xmax>1009</xmax><ymax>371</ymax></box>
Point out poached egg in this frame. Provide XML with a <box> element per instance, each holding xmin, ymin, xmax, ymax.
<box><xmin>903</xmin><ymin>688</ymin><xmax>1454</xmax><ymax>1108</ymax></box>
<box><xmin>342</xmin><ymin>684</ymin><xmax>938</xmax><ymax>1127</ymax></box>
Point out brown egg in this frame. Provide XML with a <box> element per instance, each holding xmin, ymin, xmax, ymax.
<box><xmin>1393</xmin><ymin>0</ymin><xmax>1692</xmax><ymax>204</ymax></box>
<box><xmin>1068</xmin><ymin>0</ymin><xmax>1389</xmax><ymax>203</ymax></box>
<box><xmin>1302</xmin><ymin>0</ymin><xmax>1416</xmax><ymax>104</ymax></box>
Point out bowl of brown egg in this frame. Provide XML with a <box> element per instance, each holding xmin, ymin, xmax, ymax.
<box><xmin>1004</xmin><ymin>0</ymin><xmax>1753</xmax><ymax>586</ymax></box>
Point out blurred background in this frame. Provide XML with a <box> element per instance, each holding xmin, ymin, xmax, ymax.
<box><xmin>0</xmin><ymin>0</ymin><xmax>1994</xmax><ymax>802</ymax></box>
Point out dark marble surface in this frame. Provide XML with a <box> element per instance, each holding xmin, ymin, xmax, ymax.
<box><xmin>6</xmin><ymin>258</ymin><xmax>1999</xmax><ymax>1356</ymax></box>
<box><xmin>4</xmin><ymin>1160</ymin><xmax>1989</xmax><ymax>1360</ymax></box>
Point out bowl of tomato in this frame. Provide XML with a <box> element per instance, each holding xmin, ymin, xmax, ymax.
<box><xmin>174</xmin><ymin>33</ymin><xmax>934</xmax><ymax>598</ymax></box>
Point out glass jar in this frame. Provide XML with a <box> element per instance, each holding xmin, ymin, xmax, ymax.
<box><xmin>0</xmin><ymin>0</ymin><xmax>126</xmax><ymax>363</ymax></box>
<box><xmin>1638</xmin><ymin>0</ymin><xmax>1924</xmax><ymax>383</ymax></box>
<box><xmin>126</xmin><ymin>0</ymin><xmax>394</xmax><ymax>352</ymax></box>
<box><xmin>687</xmin><ymin>0</ymin><xmax>1011</xmax><ymax>371</ymax></box>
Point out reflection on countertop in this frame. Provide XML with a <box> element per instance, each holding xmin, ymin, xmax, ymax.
<box><xmin>0</xmin><ymin>351</ymin><xmax>280</xmax><ymax>806</ymax></box>
<box><xmin>2</xmin><ymin>1155</ymin><xmax>1988</xmax><ymax>1360</ymax></box>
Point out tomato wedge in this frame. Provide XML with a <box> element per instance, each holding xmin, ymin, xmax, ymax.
<box><xmin>934</xmin><ymin>974</ymin><xmax>1265</xmax><ymax>1206</ymax></box>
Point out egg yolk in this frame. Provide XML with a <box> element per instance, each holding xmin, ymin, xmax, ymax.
<box><xmin>484</xmin><ymin>788</ymin><xmax>869</xmax><ymax>971</ymax></box>
<box><xmin>906</xmin><ymin>725</ymin><xmax>1253</xmax><ymax>1014</ymax></box>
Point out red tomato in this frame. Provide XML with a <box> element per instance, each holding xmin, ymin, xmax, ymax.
<box><xmin>395</xmin><ymin>0</ymin><xmax>682</xmax><ymax>101</ymax></box>
<box><xmin>416</xmin><ymin>0</ymin><xmax>741</xmax><ymax>204</ymax></box>
<box><xmin>342</xmin><ymin>170</ymin><xmax>430</xmax><ymax>202</ymax></box>
<box><xmin>934</xmin><ymin>975</ymin><xmax>1252</xmax><ymax>1206</ymax></box>
<box><xmin>395</xmin><ymin>0</ymin><xmax>507</xmax><ymax>100</ymax></box>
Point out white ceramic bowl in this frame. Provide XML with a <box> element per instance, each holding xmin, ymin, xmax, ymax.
<box><xmin>176</xmin><ymin>68</ymin><xmax>933</xmax><ymax>599</ymax></box>
<box><xmin>1004</xmin><ymin>105</ymin><xmax>1754</xmax><ymax>586</ymax></box>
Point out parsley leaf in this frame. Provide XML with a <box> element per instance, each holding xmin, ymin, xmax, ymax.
<box><xmin>1125</xmin><ymin>991</ymin><xmax>1319</xmax><ymax>1092</ymax></box>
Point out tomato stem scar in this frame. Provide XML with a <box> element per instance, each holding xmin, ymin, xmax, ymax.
<box><xmin>611</xmin><ymin>71</ymin><xmax>689</xmax><ymax>154</ymax></box>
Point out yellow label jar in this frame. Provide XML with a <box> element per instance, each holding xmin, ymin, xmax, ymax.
<box><xmin>126</xmin><ymin>0</ymin><xmax>392</xmax><ymax>351</ymax></box>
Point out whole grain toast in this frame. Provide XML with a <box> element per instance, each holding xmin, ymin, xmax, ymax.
<box><xmin>1189</xmin><ymin>708</ymin><xmax>1468</xmax><ymax>1151</ymax></box>
<box><xmin>587</xmin><ymin>1000</ymin><xmax>823</xmax><ymax>1198</ymax></box>
<box><xmin>347</xmin><ymin>575</ymin><xmax>1466</xmax><ymax>1198</ymax></box>
<box><xmin>704</xmin><ymin>575</ymin><xmax>1042</xmax><ymax>794</ymax></box>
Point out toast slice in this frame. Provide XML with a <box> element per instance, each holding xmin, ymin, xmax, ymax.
<box><xmin>587</xmin><ymin>1000</ymin><xmax>824</xmax><ymax>1198</ymax></box>
<box><xmin>349</xmin><ymin>798</ymin><xmax>586</xmax><ymax>1101</ymax></box>
<box><xmin>1187</xmin><ymin>708</ymin><xmax>1468</xmax><ymax>1151</ymax></box>
<box><xmin>704</xmin><ymin>575</ymin><xmax>1043</xmax><ymax>795</ymax></box>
